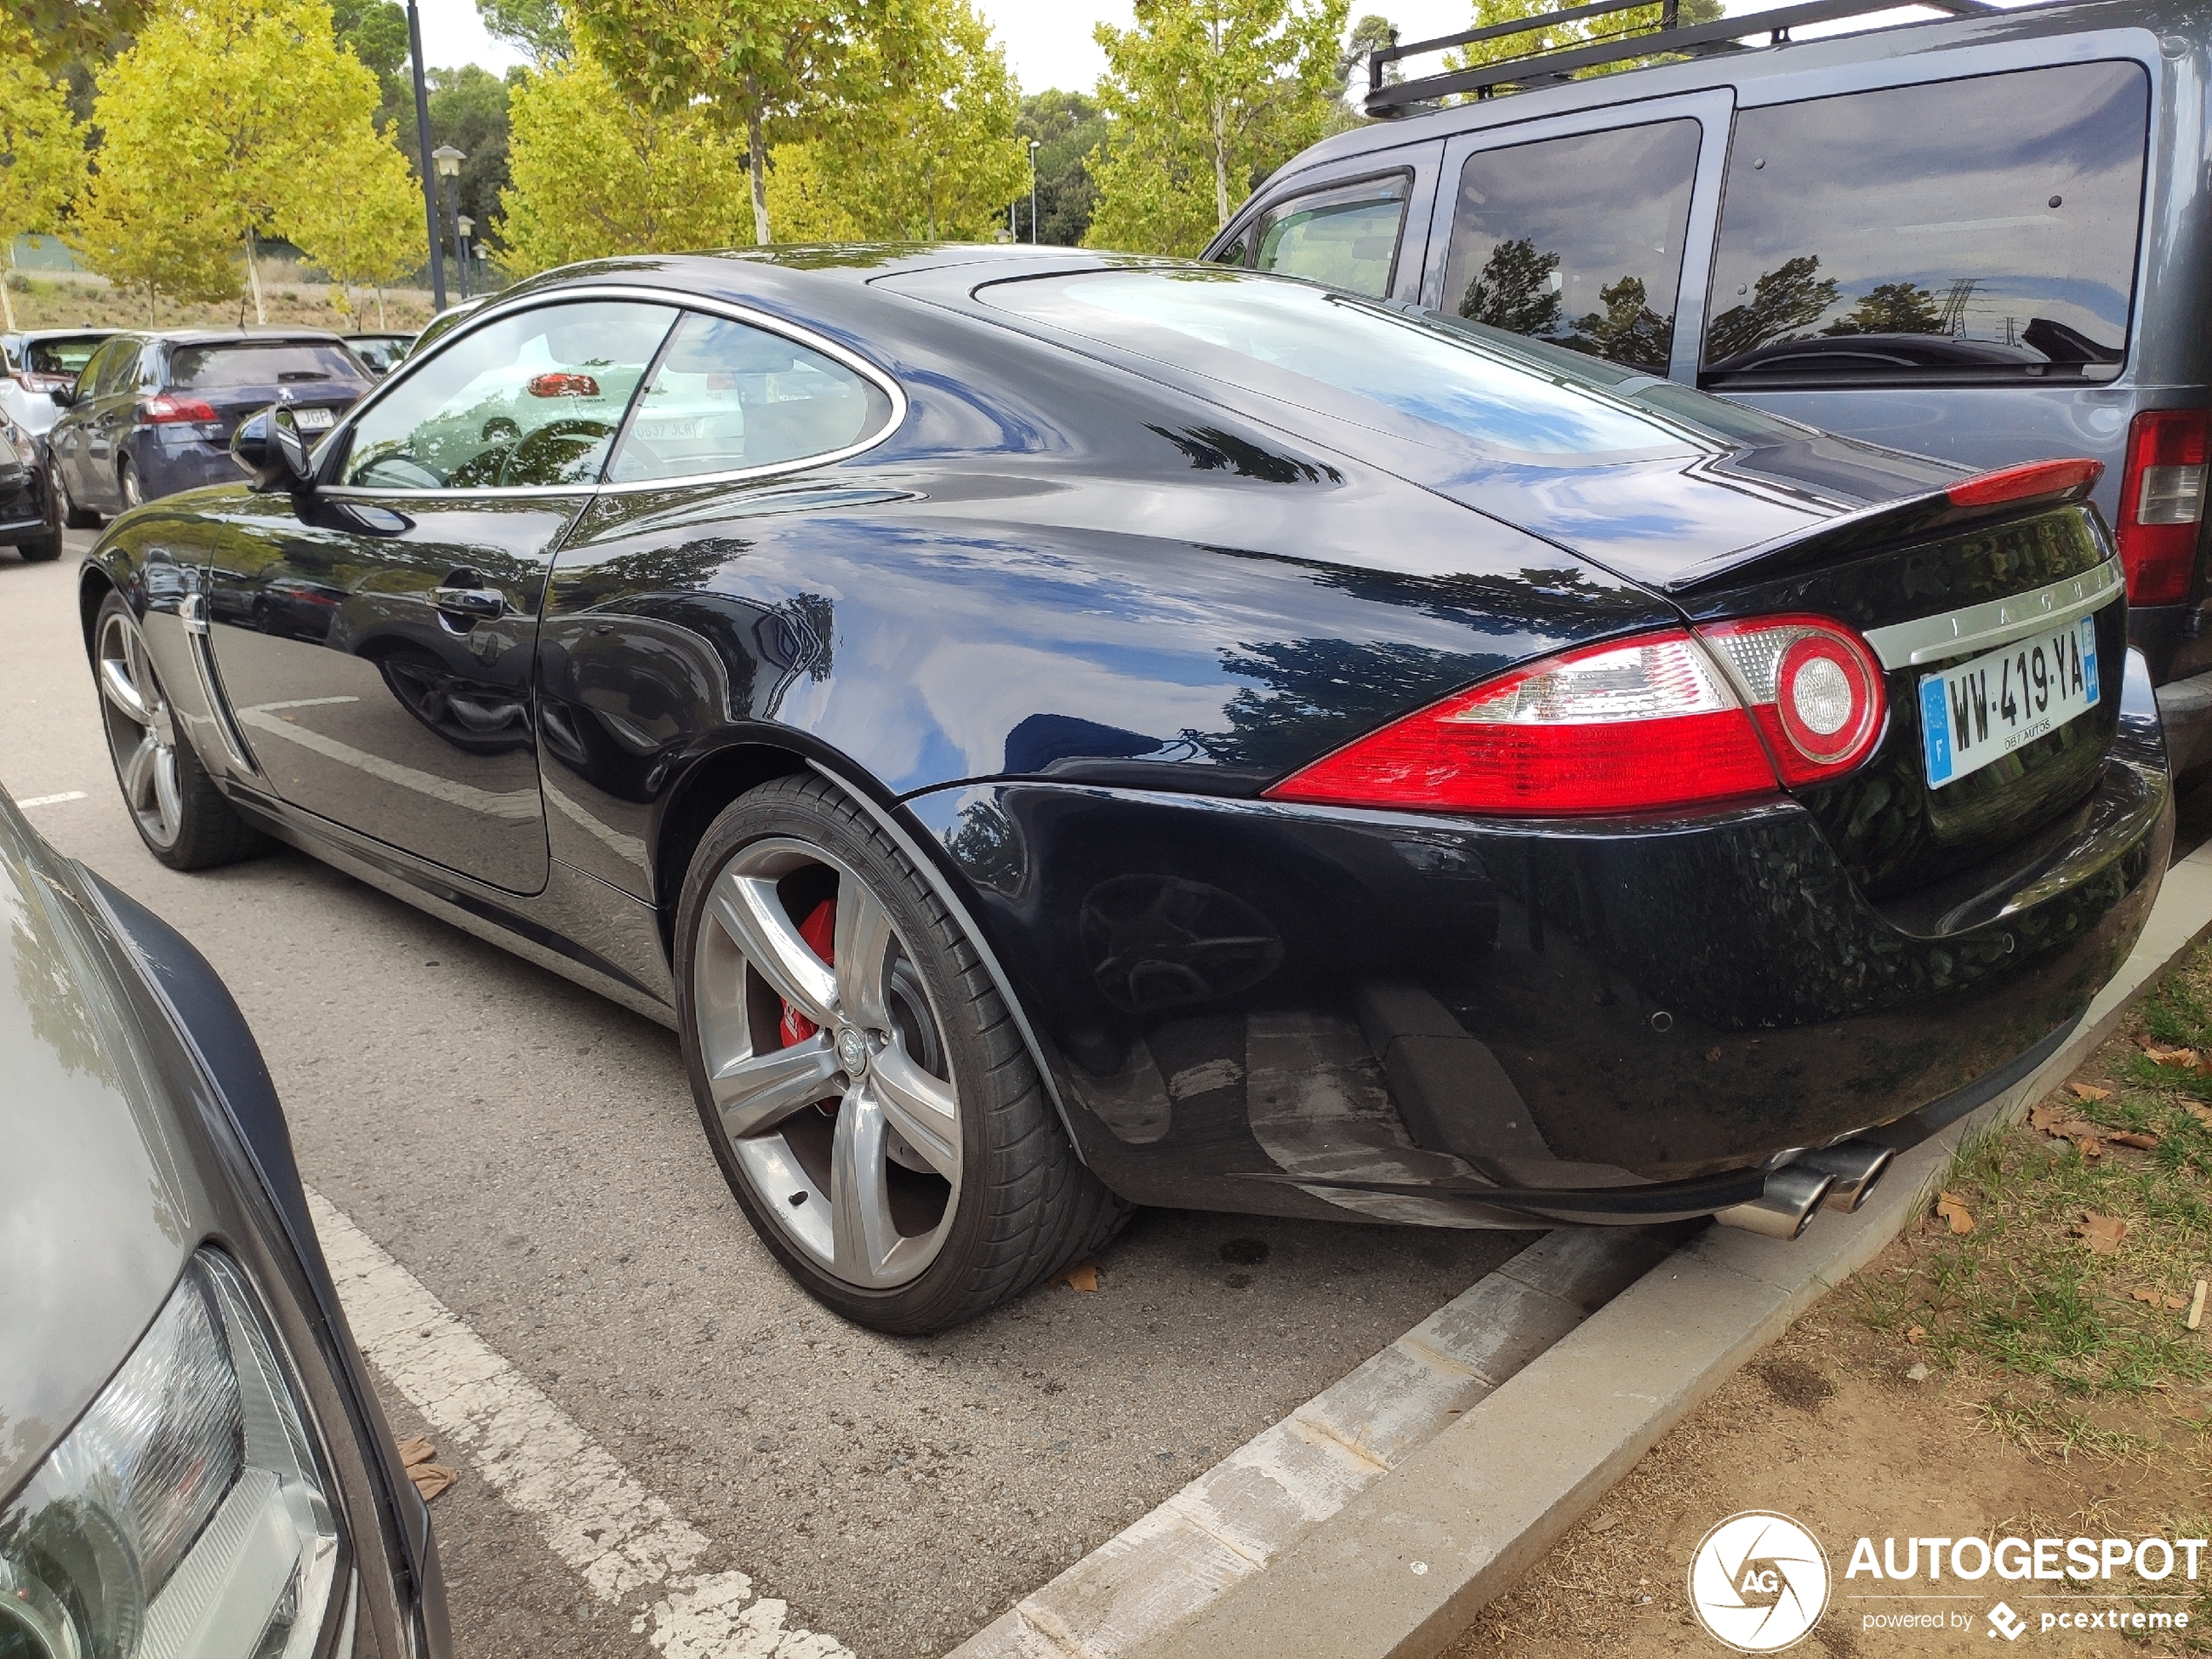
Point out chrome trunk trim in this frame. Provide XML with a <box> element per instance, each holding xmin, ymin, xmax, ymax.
<box><xmin>1863</xmin><ymin>557</ymin><xmax>2122</xmax><ymax>669</ymax></box>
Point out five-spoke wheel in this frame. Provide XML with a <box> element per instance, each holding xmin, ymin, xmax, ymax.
<box><xmin>95</xmin><ymin>603</ymin><xmax>184</xmax><ymax>851</ymax></box>
<box><xmin>677</xmin><ymin>773</ymin><xmax>1129</xmax><ymax>1332</ymax></box>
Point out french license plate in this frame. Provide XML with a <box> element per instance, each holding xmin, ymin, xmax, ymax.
<box><xmin>1919</xmin><ymin>618</ymin><xmax>2100</xmax><ymax>790</ymax></box>
<box><xmin>635</xmin><ymin>417</ymin><xmax>698</xmax><ymax>440</ymax></box>
<box><xmin>293</xmin><ymin>408</ymin><xmax>335</xmax><ymax>432</ymax></box>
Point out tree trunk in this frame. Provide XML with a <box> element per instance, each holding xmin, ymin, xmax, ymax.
<box><xmin>0</xmin><ymin>273</ymin><xmax>14</xmax><ymax>334</ymax></box>
<box><xmin>244</xmin><ymin>231</ymin><xmax>266</xmax><ymax>326</ymax></box>
<box><xmin>375</xmin><ymin>287</ymin><xmax>388</xmax><ymax>329</ymax></box>
<box><xmin>1211</xmin><ymin>96</ymin><xmax>1231</xmax><ymax>231</ymax></box>
<box><xmin>745</xmin><ymin>74</ymin><xmax>772</xmax><ymax>246</ymax></box>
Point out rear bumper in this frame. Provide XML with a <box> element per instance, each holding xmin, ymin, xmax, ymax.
<box><xmin>907</xmin><ymin>705</ymin><xmax>2171</xmax><ymax>1229</ymax></box>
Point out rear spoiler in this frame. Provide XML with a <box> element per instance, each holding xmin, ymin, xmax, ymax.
<box><xmin>1665</xmin><ymin>458</ymin><xmax>2103</xmax><ymax>595</ymax></box>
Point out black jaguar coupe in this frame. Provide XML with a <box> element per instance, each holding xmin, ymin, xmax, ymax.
<box><xmin>77</xmin><ymin>246</ymin><xmax>2169</xmax><ymax>1332</ymax></box>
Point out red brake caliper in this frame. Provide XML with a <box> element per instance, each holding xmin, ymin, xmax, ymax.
<box><xmin>779</xmin><ymin>900</ymin><xmax>839</xmax><ymax>1114</ymax></box>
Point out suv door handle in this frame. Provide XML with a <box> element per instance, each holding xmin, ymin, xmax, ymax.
<box><xmin>433</xmin><ymin>585</ymin><xmax>506</xmax><ymax>623</ymax></box>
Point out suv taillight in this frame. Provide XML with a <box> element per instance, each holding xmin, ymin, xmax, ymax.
<box><xmin>1263</xmin><ymin>631</ymin><xmax>1783</xmax><ymax>815</ymax></box>
<box><xmin>2116</xmin><ymin>409</ymin><xmax>2210</xmax><ymax>606</ymax></box>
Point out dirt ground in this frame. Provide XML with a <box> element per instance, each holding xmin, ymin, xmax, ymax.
<box><xmin>1447</xmin><ymin>951</ymin><xmax>2212</xmax><ymax>1658</ymax></box>
<box><xmin>5</xmin><ymin>272</ymin><xmax>437</xmax><ymax>334</ymax></box>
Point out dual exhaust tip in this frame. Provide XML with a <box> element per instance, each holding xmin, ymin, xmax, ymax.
<box><xmin>1713</xmin><ymin>1139</ymin><xmax>1896</xmax><ymax>1240</ymax></box>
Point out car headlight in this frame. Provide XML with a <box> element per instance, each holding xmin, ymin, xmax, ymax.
<box><xmin>0</xmin><ymin>1249</ymin><xmax>343</xmax><ymax>1659</ymax></box>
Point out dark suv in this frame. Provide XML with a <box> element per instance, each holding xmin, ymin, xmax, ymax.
<box><xmin>1209</xmin><ymin>0</ymin><xmax>2212</xmax><ymax>770</ymax></box>
<box><xmin>47</xmin><ymin>330</ymin><xmax>371</xmax><ymax>523</ymax></box>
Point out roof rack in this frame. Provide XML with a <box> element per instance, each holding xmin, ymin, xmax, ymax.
<box><xmin>1364</xmin><ymin>0</ymin><xmax>1997</xmax><ymax>117</ymax></box>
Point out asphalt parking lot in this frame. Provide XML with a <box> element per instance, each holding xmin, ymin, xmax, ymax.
<box><xmin>2</xmin><ymin>533</ymin><xmax>1538</xmax><ymax>1658</ymax></box>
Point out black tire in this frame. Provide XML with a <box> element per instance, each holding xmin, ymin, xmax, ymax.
<box><xmin>51</xmin><ymin>458</ymin><xmax>98</xmax><ymax>529</ymax></box>
<box><xmin>676</xmin><ymin>772</ymin><xmax>1130</xmax><ymax>1332</ymax></box>
<box><xmin>91</xmin><ymin>590</ymin><xmax>264</xmax><ymax>870</ymax></box>
<box><xmin>13</xmin><ymin>529</ymin><xmax>62</xmax><ymax>562</ymax></box>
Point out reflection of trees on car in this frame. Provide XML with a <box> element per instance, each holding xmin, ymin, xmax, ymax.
<box><xmin>1824</xmin><ymin>280</ymin><xmax>1943</xmax><ymax>338</ymax></box>
<box><xmin>1460</xmin><ymin>240</ymin><xmax>1676</xmax><ymax>374</ymax></box>
<box><xmin>1703</xmin><ymin>254</ymin><xmax>1841</xmax><ymax>366</ymax></box>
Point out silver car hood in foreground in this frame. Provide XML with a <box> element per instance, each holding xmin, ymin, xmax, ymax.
<box><xmin>0</xmin><ymin>797</ymin><xmax>199</xmax><ymax>1499</ymax></box>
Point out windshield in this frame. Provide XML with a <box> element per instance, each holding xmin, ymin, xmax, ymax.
<box><xmin>24</xmin><ymin>335</ymin><xmax>108</xmax><ymax>377</ymax></box>
<box><xmin>169</xmin><ymin>341</ymin><xmax>365</xmax><ymax>389</ymax></box>
<box><xmin>982</xmin><ymin>268</ymin><xmax>1759</xmax><ymax>461</ymax></box>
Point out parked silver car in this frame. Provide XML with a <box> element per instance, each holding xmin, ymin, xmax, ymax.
<box><xmin>0</xmin><ymin>329</ymin><xmax>113</xmax><ymax>459</ymax></box>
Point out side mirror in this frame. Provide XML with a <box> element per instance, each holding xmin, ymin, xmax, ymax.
<box><xmin>231</xmin><ymin>406</ymin><xmax>318</xmax><ymax>493</ymax></box>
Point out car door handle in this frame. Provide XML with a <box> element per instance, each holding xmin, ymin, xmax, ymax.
<box><xmin>433</xmin><ymin>585</ymin><xmax>507</xmax><ymax>623</ymax></box>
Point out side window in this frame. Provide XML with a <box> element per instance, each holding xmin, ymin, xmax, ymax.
<box><xmin>1253</xmin><ymin>174</ymin><xmax>1409</xmax><ymax>299</ymax></box>
<box><xmin>1703</xmin><ymin>62</ymin><xmax>2149</xmax><ymax>385</ymax></box>
<box><xmin>605</xmin><ymin>312</ymin><xmax>894</xmax><ymax>484</ymax></box>
<box><xmin>341</xmin><ymin>300</ymin><xmax>678</xmax><ymax>490</ymax></box>
<box><xmin>92</xmin><ymin>341</ymin><xmax>143</xmax><ymax>397</ymax></box>
<box><xmin>1441</xmin><ymin>121</ymin><xmax>1700</xmax><ymax>377</ymax></box>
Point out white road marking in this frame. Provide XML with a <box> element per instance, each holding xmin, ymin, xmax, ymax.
<box><xmin>15</xmin><ymin>791</ymin><xmax>88</xmax><ymax>808</ymax></box>
<box><xmin>306</xmin><ymin>1187</ymin><xmax>851</xmax><ymax>1657</ymax></box>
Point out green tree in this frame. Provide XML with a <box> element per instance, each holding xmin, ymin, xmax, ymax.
<box><xmin>12</xmin><ymin>0</ymin><xmax>142</xmax><ymax>74</ymax></box>
<box><xmin>331</xmin><ymin>0</ymin><xmax>408</xmax><ymax>100</ymax></box>
<box><xmin>792</xmin><ymin>0</ymin><xmax>1022</xmax><ymax>242</ymax></box>
<box><xmin>1339</xmin><ymin>10</ymin><xmax>1397</xmax><ymax>98</ymax></box>
<box><xmin>496</xmin><ymin>46</ymin><xmax>752</xmax><ymax>273</ymax></box>
<box><xmin>1085</xmin><ymin>0</ymin><xmax>1350</xmax><ymax>257</ymax></box>
<box><xmin>478</xmin><ymin>0</ymin><xmax>571</xmax><ymax>63</ymax></box>
<box><xmin>1018</xmin><ymin>89</ymin><xmax>1109</xmax><ymax>246</ymax></box>
<box><xmin>71</xmin><ymin>0</ymin><xmax>406</xmax><ymax>320</ymax></box>
<box><xmin>1703</xmin><ymin>254</ymin><xmax>1840</xmax><ymax>364</ymax></box>
<box><xmin>1460</xmin><ymin>236</ymin><xmax>1560</xmax><ymax>334</ymax></box>
<box><xmin>0</xmin><ymin>23</ymin><xmax>85</xmax><ymax>332</ymax></box>
<box><xmin>1824</xmin><ymin>280</ymin><xmax>1942</xmax><ymax>337</ymax></box>
<box><xmin>288</xmin><ymin>121</ymin><xmax>427</xmax><ymax>326</ymax></box>
<box><xmin>564</xmin><ymin>0</ymin><xmax>924</xmax><ymax>246</ymax></box>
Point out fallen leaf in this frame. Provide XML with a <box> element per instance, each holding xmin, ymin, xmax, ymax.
<box><xmin>2074</xmin><ymin>1212</ymin><xmax>2128</xmax><ymax>1254</ymax></box>
<box><xmin>396</xmin><ymin>1435</ymin><xmax>436</xmax><ymax>1468</ymax></box>
<box><xmin>1936</xmin><ymin>1190</ymin><xmax>1976</xmax><ymax>1235</ymax></box>
<box><xmin>2030</xmin><ymin>1099</ymin><xmax>2072</xmax><ymax>1130</ymax></box>
<box><xmin>2071</xmin><ymin>1082</ymin><xmax>2114</xmax><ymax>1103</ymax></box>
<box><xmin>2190</xmin><ymin>1280</ymin><xmax>2209</xmax><ymax>1332</ymax></box>
<box><xmin>1906</xmin><ymin>1325</ymin><xmax>1927</xmax><ymax>1344</ymax></box>
<box><xmin>2144</xmin><ymin>1044</ymin><xmax>2202</xmax><ymax>1069</ymax></box>
<box><xmin>1054</xmin><ymin>1261</ymin><xmax>1101</xmax><ymax>1292</ymax></box>
<box><xmin>408</xmin><ymin>1462</ymin><xmax>456</xmax><ymax>1501</ymax></box>
<box><xmin>1586</xmin><ymin>1513</ymin><xmax>1621</xmax><ymax>1534</ymax></box>
<box><xmin>2129</xmin><ymin>1286</ymin><xmax>2175</xmax><ymax>1308</ymax></box>
<box><xmin>2185</xmin><ymin>1103</ymin><xmax>2212</xmax><ymax>1130</ymax></box>
<box><xmin>2107</xmin><ymin>1130</ymin><xmax>2161</xmax><ymax>1150</ymax></box>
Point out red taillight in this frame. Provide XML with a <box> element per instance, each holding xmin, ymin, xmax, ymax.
<box><xmin>2116</xmin><ymin>410</ymin><xmax>2211</xmax><ymax>606</ymax></box>
<box><xmin>1263</xmin><ymin>631</ymin><xmax>1782</xmax><ymax>816</ymax></box>
<box><xmin>1696</xmin><ymin>616</ymin><xmax>1887</xmax><ymax>786</ymax></box>
<box><xmin>1946</xmin><ymin>457</ymin><xmax>2102</xmax><ymax>508</ymax></box>
<box><xmin>528</xmin><ymin>371</ymin><xmax>600</xmax><ymax>398</ymax></box>
<box><xmin>138</xmin><ymin>395</ymin><xmax>219</xmax><ymax>425</ymax></box>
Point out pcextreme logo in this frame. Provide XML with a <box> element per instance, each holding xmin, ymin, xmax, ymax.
<box><xmin>1688</xmin><ymin>1511</ymin><xmax>1832</xmax><ymax>1652</ymax></box>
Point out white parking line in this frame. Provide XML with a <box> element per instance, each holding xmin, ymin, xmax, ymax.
<box><xmin>16</xmin><ymin>791</ymin><xmax>88</xmax><ymax>808</ymax></box>
<box><xmin>305</xmin><ymin>1187</ymin><xmax>852</xmax><ymax>1659</ymax></box>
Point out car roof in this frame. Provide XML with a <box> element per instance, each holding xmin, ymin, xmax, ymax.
<box><xmin>1271</xmin><ymin>0</ymin><xmax>2162</xmax><ymax>185</ymax></box>
<box><xmin>147</xmin><ymin>328</ymin><xmax>352</xmax><ymax>346</ymax></box>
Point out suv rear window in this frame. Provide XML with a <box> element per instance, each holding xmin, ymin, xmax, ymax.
<box><xmin>24</xmin><ymin>335</ymin><xmax>107</xmax><ymax>376</ymax></box>
<box><xmin>168</xmin><ymin>341</ymin><xmax>365</xmax><ymax>389</ymax></box>
<box><xmin>1703</xmin><ymin>62</ymin><xmax>2149</xmax><ymax>387</ymax></box>
<box><xmin>1441</xmin><ymin>119</ymin><xmax>1702</xmax><ymax>377</ymax></box>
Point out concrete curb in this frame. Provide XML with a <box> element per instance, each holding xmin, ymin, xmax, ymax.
<box><xmin>1130</xmin><ymin>836</ymin><xmax>2212</xmax><ymax>1659</ymax></box>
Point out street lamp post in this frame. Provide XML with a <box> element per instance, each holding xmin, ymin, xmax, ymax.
<box><xmin>404</xmin><ymin>0</ymin><xmax>443</xmax><ymax>310</ymax></box>
<box><xmin>1028</xmin><ymin>138</ymin><xmax>1042</xmax><ymax>245</ymax></box>
<box><xmin>455</xmin><ymin>215</ymin><xmax>475</xmax><ymax>301</ymax></box>
<box><xmin>433</xmin><ymin>145</ymin><xmax>466</xmax><ymax>309</ymax></box>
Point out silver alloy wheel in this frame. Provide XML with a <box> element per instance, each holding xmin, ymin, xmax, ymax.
<box><xmin>49</xmin><ymin>460</ymin><xmax>77</xmax><ymax>523</ymax></box>
<box><xmin>692</xmin><ymin>837</ymin><xmax>962</xmax><ymax>1289</ymax></box>
<box><xmin>96</xmin><ymin>608</ymin><xmax>184</xmax><ymax>848</ymax></box>
<box><xmin>119</xmin><ymin>462</ymin><xmax>141</xmax><ymax>509</ymax></box>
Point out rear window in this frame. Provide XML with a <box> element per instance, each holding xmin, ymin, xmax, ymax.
<box><xmin>1443</xmin><ymin>120</ymin><xmax>1702</xmax><ymax>378</ymax></box>
<box><xmin>168</xmin><ymin>341</ymin><xmax>365</xmax><ymax>389</ymax></box>
<box><xmin>985</xmin><ymin>269</ymin><xmax>1705</xmax><ymax>460</ymax></box>
<box><xmin>24</xmin><ymin>334</ymin><xmax>107</xmax><ymax>376</ymax></box>
<box><xmin>1703</xmin><ymin>62</ymin><xmax>2149</xmax><ymax>387</ymax></box>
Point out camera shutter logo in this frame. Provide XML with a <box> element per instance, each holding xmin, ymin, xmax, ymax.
<box><xmin>1687</xmin><ymin>1511</ymin><xmax>1831</xmax><ymax>1652</ymax></box>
